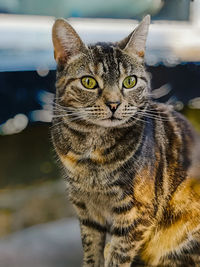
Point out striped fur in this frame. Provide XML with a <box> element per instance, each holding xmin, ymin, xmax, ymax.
<box><xmin>51</xmin><ymin>16</ymin><xmax>200</xmax><ymax>266</ymax></box>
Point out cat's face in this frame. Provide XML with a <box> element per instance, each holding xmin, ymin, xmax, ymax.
<box><xmin>52</xmin><ymin>16</ymin><xmax>150</xmax><ymax>128</ymax></box>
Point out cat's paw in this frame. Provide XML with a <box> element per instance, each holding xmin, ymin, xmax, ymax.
<box><xmin>105</xmin><ymin>259</ymin><xmax>131</xmax><ymax>267</ymax></box>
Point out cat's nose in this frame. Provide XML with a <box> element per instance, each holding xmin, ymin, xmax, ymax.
<box><xmin>106</xmin><ymin>101</ymin><xmax>121</xmax><ymax>113</ymax></box>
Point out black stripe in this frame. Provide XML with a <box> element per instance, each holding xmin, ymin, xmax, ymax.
<box><xmin>72</xmin><ymin>200</ymin><xmax>86</xmax><ymax>210</ymax></box>
<box><xmin>57</xmin><ymin>77</ymin><xmax>76</xmax><ymax>95</ymax></box>
<box><xmin>153</xmin><ymin>116</ymin><xmax>164</xmax><ymax>214</ymax></box>
<box><xmin>132</xmin><ymin>230</ymin><xmax>144</xmax><ymax>241</ymax></box>
<box><xmin>112</xmin><ymin>252</ymin><xmax>131</xmax><ymax>264</ymax></box>
<box><xmin>64</xmin><ymin>123</ymin><xmax>86</xmax><ymax>139</ymax></box>
<box><xmin>155</xmin><ymin>151</ymin><xmax>164</xmax><ymax>196</ymax></box>
<box><xmin>119</xmin><ymin>255</ymin><xmax>131</xmax><ymax>264</ymax></box>
<box><xmin>117</xmin><ymin>59</ymin><xmax>122</xmax><ymax>77</ymax></box>
<box><xmin>85</xmin><ymin>259</ymin><xmax>95</xmax><ymax>265</ymax></box>
<box><xmin>81</xmin><ymin>219</ymin><xmax>107</xmax><ymax>233</ymax></box>
<box><xmin>181</xmin><ymin>132</ymin><xmax>191</xmax><ymax>171</ymax></box>
<box><xmin>140</xmin><ymin>76</ymin><xmax>148</xmax><ymax>83</ymax></box>
<box><xmin>101</xmin><ymin>60</ymin><xmax>107</xmax><ymax>73</ymax></box>
<box><xmin>161</xmin><ymin>208</ymin><xmax>181</xmax><ymax>228</ymax></box>
<box><xmin>111</xmin><ymin>222</ymin><xmax>136</xmax><ymax>236</ymax></box>
<box><xmin>111</xmin><ymin>218</ymin><xmax>150</xmax><ymax>236</ymax></box>
<box><xmin>163</xmin><ymin>114</ymin><xmax>187</xmax><ymax>195</ymax></box>
<box><xmin>112</xmin><ymin>201</ymin><xmax>134</xmax><ymax>214</ymax></box>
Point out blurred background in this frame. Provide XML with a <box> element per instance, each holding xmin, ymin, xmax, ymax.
<box><xmin>0</xmin><ymin>0</ymin><xmax>200</xmax><ymax>266</ymax></box>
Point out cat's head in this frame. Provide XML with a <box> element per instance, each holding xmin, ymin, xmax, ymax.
<box><xmin>52</xmin><ymin>16</ymin><xmax>150</xmax><ymax>128</ymax></box>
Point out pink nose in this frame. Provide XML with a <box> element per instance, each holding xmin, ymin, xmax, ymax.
<box><xmin>106</xmin><ymin>101</ymin><xmax>121</xmax><ymax>113</ymax></box>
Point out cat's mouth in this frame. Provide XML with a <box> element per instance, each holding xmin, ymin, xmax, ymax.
<box><xmin>94</xmin><ymin>116</ymin><xmax>125</xmax><ymax>127</ymax></box>
<box><xmin>103</xmin><ymin>115</ymin><xmax>122</xmax><ymax>121</ymax></box>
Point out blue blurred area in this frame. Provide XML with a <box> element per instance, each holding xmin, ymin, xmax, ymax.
<box><xmin>0</xmin><ymin>70</ymin><xmax>55</xmax><ymax>125</ymax></box>
<box><xmin>0</xmin><ymin>49</ymin><xmax>56</xmax><ymax>72</ymax></box>
<box><xmin>0</xmin><ymin>0</ymin><xmax>190</xmax><ymax>20</ymax></box>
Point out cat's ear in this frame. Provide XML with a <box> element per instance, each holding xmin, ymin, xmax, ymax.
<box><xmin>118</xmin><ymin>15</ymin><xmax>150</xmax><ymax>59</ymax></box>
<box><xmin>52</xmin><ymin>19</ymin><xmax>86</xmax><ymax>64</ymax></box>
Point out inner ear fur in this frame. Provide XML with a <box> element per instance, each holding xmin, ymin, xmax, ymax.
<box><xmin>117</xmin><ymin>15</ymin><xmax>150</xmax><ymax>58</ymax></box>
<box><xmin>52</xmin><ymin>18</ymin><xmax>87</xmax><ymax>64</ymax></box>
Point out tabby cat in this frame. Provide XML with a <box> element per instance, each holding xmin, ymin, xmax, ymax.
<box><xmin>51</xmin><ymin>15</ymin><xmax>200</xmax><ymax>266</ymax></box>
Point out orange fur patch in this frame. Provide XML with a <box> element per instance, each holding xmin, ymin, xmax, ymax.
<box><xmin>91</xmin><ymin>150</ymin><xmax>106</xmax><ymax>164</ymax></box>
<box><xmin>134</xmin><ymin>168</ymin><xmax>154</xmax><ymax>205</ymax></box>
<box><xmin>141</xmin><ymin>219</ymin><xmax>189</xmax><ymax>265</ymax></box>
<box><xmin>60</xmin><ymin>152</ymin><xmax>80</xmax><ymax>172</ymax></box>
<box><xmin>141</xmin><ymin>178</ymin><xmax>200</xmax><ymax>265</ymax></box>
<box><xmin>56</xmin><ymin>76</ymin><xmax>66</xmax><ymax>87</ymax></box>
<box><xmin>137</xmin><ymin>50</ymin><xmax>145</xmax><ymax>57</ymax></box>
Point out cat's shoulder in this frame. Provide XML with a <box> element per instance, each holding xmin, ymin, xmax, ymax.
<box><xmin>149</xmin><ymin>101</ymin><xmax>199</xmax><ymax>137</ymax></box>
<box><xmin>150</xmin><ymin>101</ymin><xmax>191</xmax><ymax>124</ymax></box>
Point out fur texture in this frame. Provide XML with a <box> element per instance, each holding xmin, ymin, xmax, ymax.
<box><xmin>51</xmin><ymin>16</ymin><xmax>200</xmax><ymax>266</ymax></box>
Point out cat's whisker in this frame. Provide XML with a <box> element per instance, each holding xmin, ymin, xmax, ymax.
<box><xmin>53</xmin><ymin>109</ymin><xmax>82</xmax><ymax>115</ymax></box>
<box><xmin>136</xmin><ymin>115</ymin><xmax>171</xmax><ymax>122</ymax></box>
<box><xmin>52</xmin><ymin>112</ymin><xmax>84</xmax><ymax>118</ymax></box>
<box><xmin>141</xmin><ymin>112</ymin><xmax>172</xmax><ymax>119</ymax></box>
<box><xmin>54</xmin><ymin>104</ymin><xmax>80</xmax><ymax>112</ymax></box>
<box><xmin>68</xmin><ymin>94</ymin><xmax>83</xmax><ymax>103</ymax></box>
<box><xmin>84</xmin><ymin>107</ymin><xmax>104</xmax><ymax>111</ymax></box>
<box><xmin>136</xmin><ymin>111</ymin><xmax>173</xmax><ymax>121</ymax></box>
<box><xmin>137</xmin><ymin>108</ymin><xmax>174</xmax><ymax>117</ymax></box>
<box><xmin>51</xmin><ymin>121</ymin><xmax>63</xmax><ymax>128</ymax></box>
<box><xmin>69</xmin><ymin>116</ymin><xmax>87</xmax><ymax>122</ymax></box>
<box><xmin>53</xmin><ymin>104</ymin><xmax>66</xmax><ymax>109</ymax></box>
<box><xmin>141</xmin><ymin>109</ymin><xmax>170</xmax><ymax>114</ymax></box>
<box><xmin>129</xmin><ymin>116</ymin><xmax>147</xmax><ymax>124</ymax></box>
<box><xmin>53</xmin><ymin>108</ymin><xmax>69</xmax><ymax>114</ymax></box>
<box><xmin>139</xmin><ymin>107</ymin><xmax>171</xmax><ymax>114</ymax></box>
<box><xmin>53</xmin><ymin>103</ymin><xmax>71</xmax><ymax>111</ymax></box>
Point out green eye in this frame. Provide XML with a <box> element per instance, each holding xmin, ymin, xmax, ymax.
<box><xmin>123</xmin><ymin>76</ymin><xmax>137</xmax><ymax>89</ymax></box>
<box><xmin>81</xmin><ymin>76</ymin><xmax>98</xmax><ymax>89</ymax></box>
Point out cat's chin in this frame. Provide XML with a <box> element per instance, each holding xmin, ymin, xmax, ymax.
<box><xmin>93</xmin><ymin>119</ymin><xmax>127</xmax><ymax>128</ymax></box>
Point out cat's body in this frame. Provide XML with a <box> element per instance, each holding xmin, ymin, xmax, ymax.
<box><xmin>51</xmin><ymin>16</ymin><xmax>200</xmax><ymax>266</ymax></box>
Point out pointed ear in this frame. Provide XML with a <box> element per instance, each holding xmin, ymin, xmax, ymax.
<box><xmin>118</xmin><ymin>15</ymin><xmax>150</xmax><ymax>59</ymax></box>
<box><xmin>52</xmin><ymin>19</ymin><xmax>87</xmax><ymax>64</ymax></box>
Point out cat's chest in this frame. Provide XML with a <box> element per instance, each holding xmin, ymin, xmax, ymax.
<box><xmin>60</xmin><ymin>144</ymin><xmax>120</xmax><ymax>181</ymax></box>
<box><xmin>60</xmin><ymin>148</ymin><xmax>106</xmax><ymax>172</ymax></box>
<box><xmin>57</xmin><ymin>124</ymin><xmax>143</xmax><ymax>182</ymax></box>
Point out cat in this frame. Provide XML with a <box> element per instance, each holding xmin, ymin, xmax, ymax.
<box><xmin>51</xmin><ymin>15</ymin><xmax>200</xmax><ymax>266</ymax></box>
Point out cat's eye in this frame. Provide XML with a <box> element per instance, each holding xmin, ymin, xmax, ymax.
<box><xmin>123</xmin><ymin>76</ymin><xmax>137</xmax><ymax>89</ymax></box>
<box><xmin>81</xmin><ymin>76</ymin><xmax>98</xmax><ymax>89</ymax></box>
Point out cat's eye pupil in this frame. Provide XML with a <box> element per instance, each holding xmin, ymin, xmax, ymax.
<box><xmin>123</xmin><ymin>75</ymin><xmax>137</xmax><ymax>89</ymax></box>
<box><xmin>81</xmin><ymin>77</ymin><xmax>97</xmax><ymax>89</ymax></box>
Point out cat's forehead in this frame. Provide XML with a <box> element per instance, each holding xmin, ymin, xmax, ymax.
<box><xmin>90</xmin><ymin>43</ymin><xmax>121</xmax><ymax>78</ymax></box>
<box><xmin>66</xmin><ymin>42</ymin><xmax>145</xmax><ymax>81</ymax></box>
<box><xmin>88</xmin><ymin>43</ymin><xmax>143</xmax><ymax>76</ymax></box>
<box><xmin>91</xmin><ymin>43</ymin><xmax>133</xmax><ymax>66</ymax></box>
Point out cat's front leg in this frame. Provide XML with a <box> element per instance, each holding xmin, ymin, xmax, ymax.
<box><xmin>79</xmin><ymin>218</ymin><xmax>106</xmax><ymax>267</ymax></box>
<box><xmin>104</xmin><ymin>235</ymin><xmax>143</xmax><ymax>267</ymax></box>
<box><xmin>72</xmin><ymin>200</ymin><xmax>106</xmax><ymax>266</ymax></box>
<box><xmin>105</xmin><ymin>217</ymin><xmax>151</xmax><ymax>267</ymax></box>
